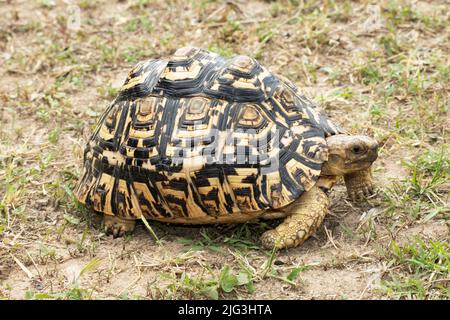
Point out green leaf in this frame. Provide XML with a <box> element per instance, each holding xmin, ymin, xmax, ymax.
<box><xmin>182</xmin><ymin>272</ymin><xmax>190</xmax><ymax>286</ymax></box>
<box><xmin>24</xmin><ymin>291</ymin><xmax>54</xmax><ymax>300</ymax></box>
<box><xmin>48</xmin><ymin>128</ymin><xmax>60</xmax><ymax>144</ymax></box>
<box><xmin>219</xmin><ymin>265</ymin><xmax>237</xmax><ymax>293</ymax></box>
<box><xmin>24</xmin><ymin>291</ymin><xmax>34</xmax><ymax>300</ymax></box>
<box><xmin>287</xmin><ymin>267</ymin><xmax>303</xmax><ymax>282</ymax></box>
<box><xmin>79</xmin><ymin>257</ymin><xmax>101</xmax><ymax>278</ymax></box>
<box><xmin>236</xmin><ymin>272</ymin><xmax>251</xmax><ymax>285</ymax></box>
<box><xmin>64</xmin><ymin>214</ymin><xmax>80</xmax><ymax>225</ymax></box>
<box><xmin>201</xmin><ymin>285</ymin><xmax>219</xmax><ymax>300</ymax></box>
<box><xmin>246</xmin><ymin>281</ymin><xmax>256</xmax><ymax>294</ymax></box>
<box><xmin>118</xmin><ymin>291</ymin><xmax>130</xmax><ymax>300</ymax></box>
<box><xmin>33</xmin><ymin>293</ymin><xmax>54</xmax><ymax>300</ymax></box>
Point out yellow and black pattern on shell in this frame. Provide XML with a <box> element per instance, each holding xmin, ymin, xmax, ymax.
<box><xmin>74</xmin><ymin>47</ymin><xmax>342</xmax><ymax>223</ymax></box>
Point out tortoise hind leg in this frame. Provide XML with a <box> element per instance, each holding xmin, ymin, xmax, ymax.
<box><xmin>104</xmin><ymin>215</ymin><xmax>136</xmax><ymax>238</ymax></box>
<box><xmin>103</xmin><ymin>179</ymin><xmax>144</xmax><ymax>238</ymax></box>
<box><xmin>260</xmin><ymin>185</ymin><xmax>330</xmax><ymax>250</ymax></box>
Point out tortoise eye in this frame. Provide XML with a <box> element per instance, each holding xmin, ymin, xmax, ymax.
<box><xmin>351</xmin><ymin>145</ymin><xmax>365</xmax><ymax>155</ymax></box>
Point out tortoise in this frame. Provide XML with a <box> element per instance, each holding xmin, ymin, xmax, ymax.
<box><xmin>74</xmin><ymin>47</ymin><xmax>378</xmax><ymax>250</ymax></box>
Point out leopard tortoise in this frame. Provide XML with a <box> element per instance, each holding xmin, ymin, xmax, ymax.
<box><xmin>74</xmin><ymin>47</ymin><xmax>378</xmax><ymax>250</ymax></box>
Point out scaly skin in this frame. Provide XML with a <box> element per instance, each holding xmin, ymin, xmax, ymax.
<box><xmin>260</xmin><ymin>184</ymin><xmax>329</xmax><ymax>250</ymax></box>
<box><xmin>344</xmin><ymin>168</ymin><xmax>374</xmax><ymax>201</ymax></box>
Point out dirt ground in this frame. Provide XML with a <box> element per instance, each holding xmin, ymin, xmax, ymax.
<box><xmin>0</xmin><ymin>0</ymin><xmax>448</xmax><ymax>300</ymax></box>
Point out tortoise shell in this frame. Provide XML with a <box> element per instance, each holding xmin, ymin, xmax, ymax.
<box><xmin>75</xmin><ymin>47</ymin><xmax>341</xmax><ymax>223</ymax></box>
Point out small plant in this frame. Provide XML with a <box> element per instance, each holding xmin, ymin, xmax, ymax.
<box><xmin>24</xmin><ymin>258</ymin><xmax>101</xmax><ymax>300</ymax></box>
<box><xmin>25</xmin><ymin>287</ymin><xmax>93</xmax><ymax>300</ymax></box>
<box><xmin>359</xmin><ymin>65</ymin><xmax>381</xmax><ymax>85</ymax></box>
<box><xmin>381</xmin><ymin>237</ymin><xmax>450</xmax><ymax>299</ymax></box>
<box><xmin>379</xmin><ymin>35</ymin><xmax>401</xmax><ymax>57</ymax></box>
<box><xmin>384</xmin><ymin>149</ymin><xmax>449</xmax><ymax>221</ymax></box>
<box><xmin>219</xmin><ymin>265</ymin><xmax>255</xmax><ymax>295</ymax></box>
<box><xmin>162</xmin><ymin>264</ymin><xmax>255</xmax><ymax>300</ymax></box>
<box><xmin>97</xmin><ymin>84</ymin><xmax>119</xmax><ymax>99</ymax></box>
<box><xmin>207</xmin><ymin>43</ymin><xmax>234</xmax><ymax>58</ymax></box>
<box><xmin>48</xmin><ymin>128</ymin><xmax>60</xmax><ymax>144</ymax></box>
<box><xmin>125</xmin><ymin>16</ymin><xmax>154</xmax><ymax>33</ymax></box>
<box><xmin>178</xmin><ymin>224</ymin><xmax>263</xmax><ymax>252</ymax></box>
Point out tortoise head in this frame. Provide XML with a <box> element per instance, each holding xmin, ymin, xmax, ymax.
<box><xmin>321</xmin><ymin>134</ymin><xmax>378</xmax><ymax>176</ymax></box>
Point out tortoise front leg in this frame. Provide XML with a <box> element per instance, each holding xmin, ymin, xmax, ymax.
<box><xmin>344</xmin><ymin>167</ymin><xmax>375</xmax><ymax>201</ymax></box>
<box><xmin>260</xmin><ymin>185</ymin><xmax>329</xmax><ymax>250</ymax></box>
<box><xmin>104</xmin><ymin>215</ymin><xmax>136</xmax><ymax>238</ymax></box>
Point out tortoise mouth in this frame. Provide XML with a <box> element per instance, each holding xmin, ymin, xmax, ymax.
<box><xmin>366</xmin><ymin>146</ymin><xmax>379</xmax><ymax>162</ymax></box>
<box><xmin>353</xmin><ymin>150</ymin><xmax>378</xmax><ymax>163</ymax></box>
<box><xmin>367</xmin><ymin>150</ymin><xmax>378</xmax><ymax>163</ymax></box>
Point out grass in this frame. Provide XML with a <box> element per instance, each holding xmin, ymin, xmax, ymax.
<box><xmin>24</xmin><ymin>257</ymin><xmax>101</xmax><ymax>300</ymax></box>
<box><xmin>0</xmin><ymin>0</ymin><xmax>448</xmax><ymax>300</ymax></box>
<box><xmin>384</xmin><ymin>149</ymin><xmax>449</xmax><ymax>221</ymax></box>
<box><xmin>160</xmin><ymin>264</ymin><xmax>256</xmax><ymax>300</ymax></box>
<box><xmin>381</xmin><ymin>237</ymin><xmax>449</xmax><ymax>299</ymax></box>
<box><xmin>178</xmin><ymin>224</ymin><xmax>266</xmax><ymax>252</ymax></box>
<box><xmin>148</xmin><ymin>248</ymin><xmax>309</xmax><ymax>299</ymax></box>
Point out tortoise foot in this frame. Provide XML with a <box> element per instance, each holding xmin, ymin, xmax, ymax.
<box><xmin>260</xmin><ymin>184</ymin><xmax>329</xmax><ymax>250</ymax></box>
<box><xmin>344</xmin><ymin>168</ymin><xmax>375</xmax><ymax>202</ymax></box>
<box><xmin>260</xmin><ymin>229</ymin><xmax>298</xmax><ymax>250</ymax></box>
<box><xmin>260</xmin><ymin>229</ymin><xmax>281</xmax><ymax>249</ymax></box>
<box><xmin>104</xmin><ymin>216</ymin><xmax>136</xmax><ymax>238</ymax></box>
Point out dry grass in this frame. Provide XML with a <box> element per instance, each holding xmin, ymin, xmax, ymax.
<box><xmin>0</xmin><ymin>0</ymin><xmax>448</xmax><ymax>300</ymax></box>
